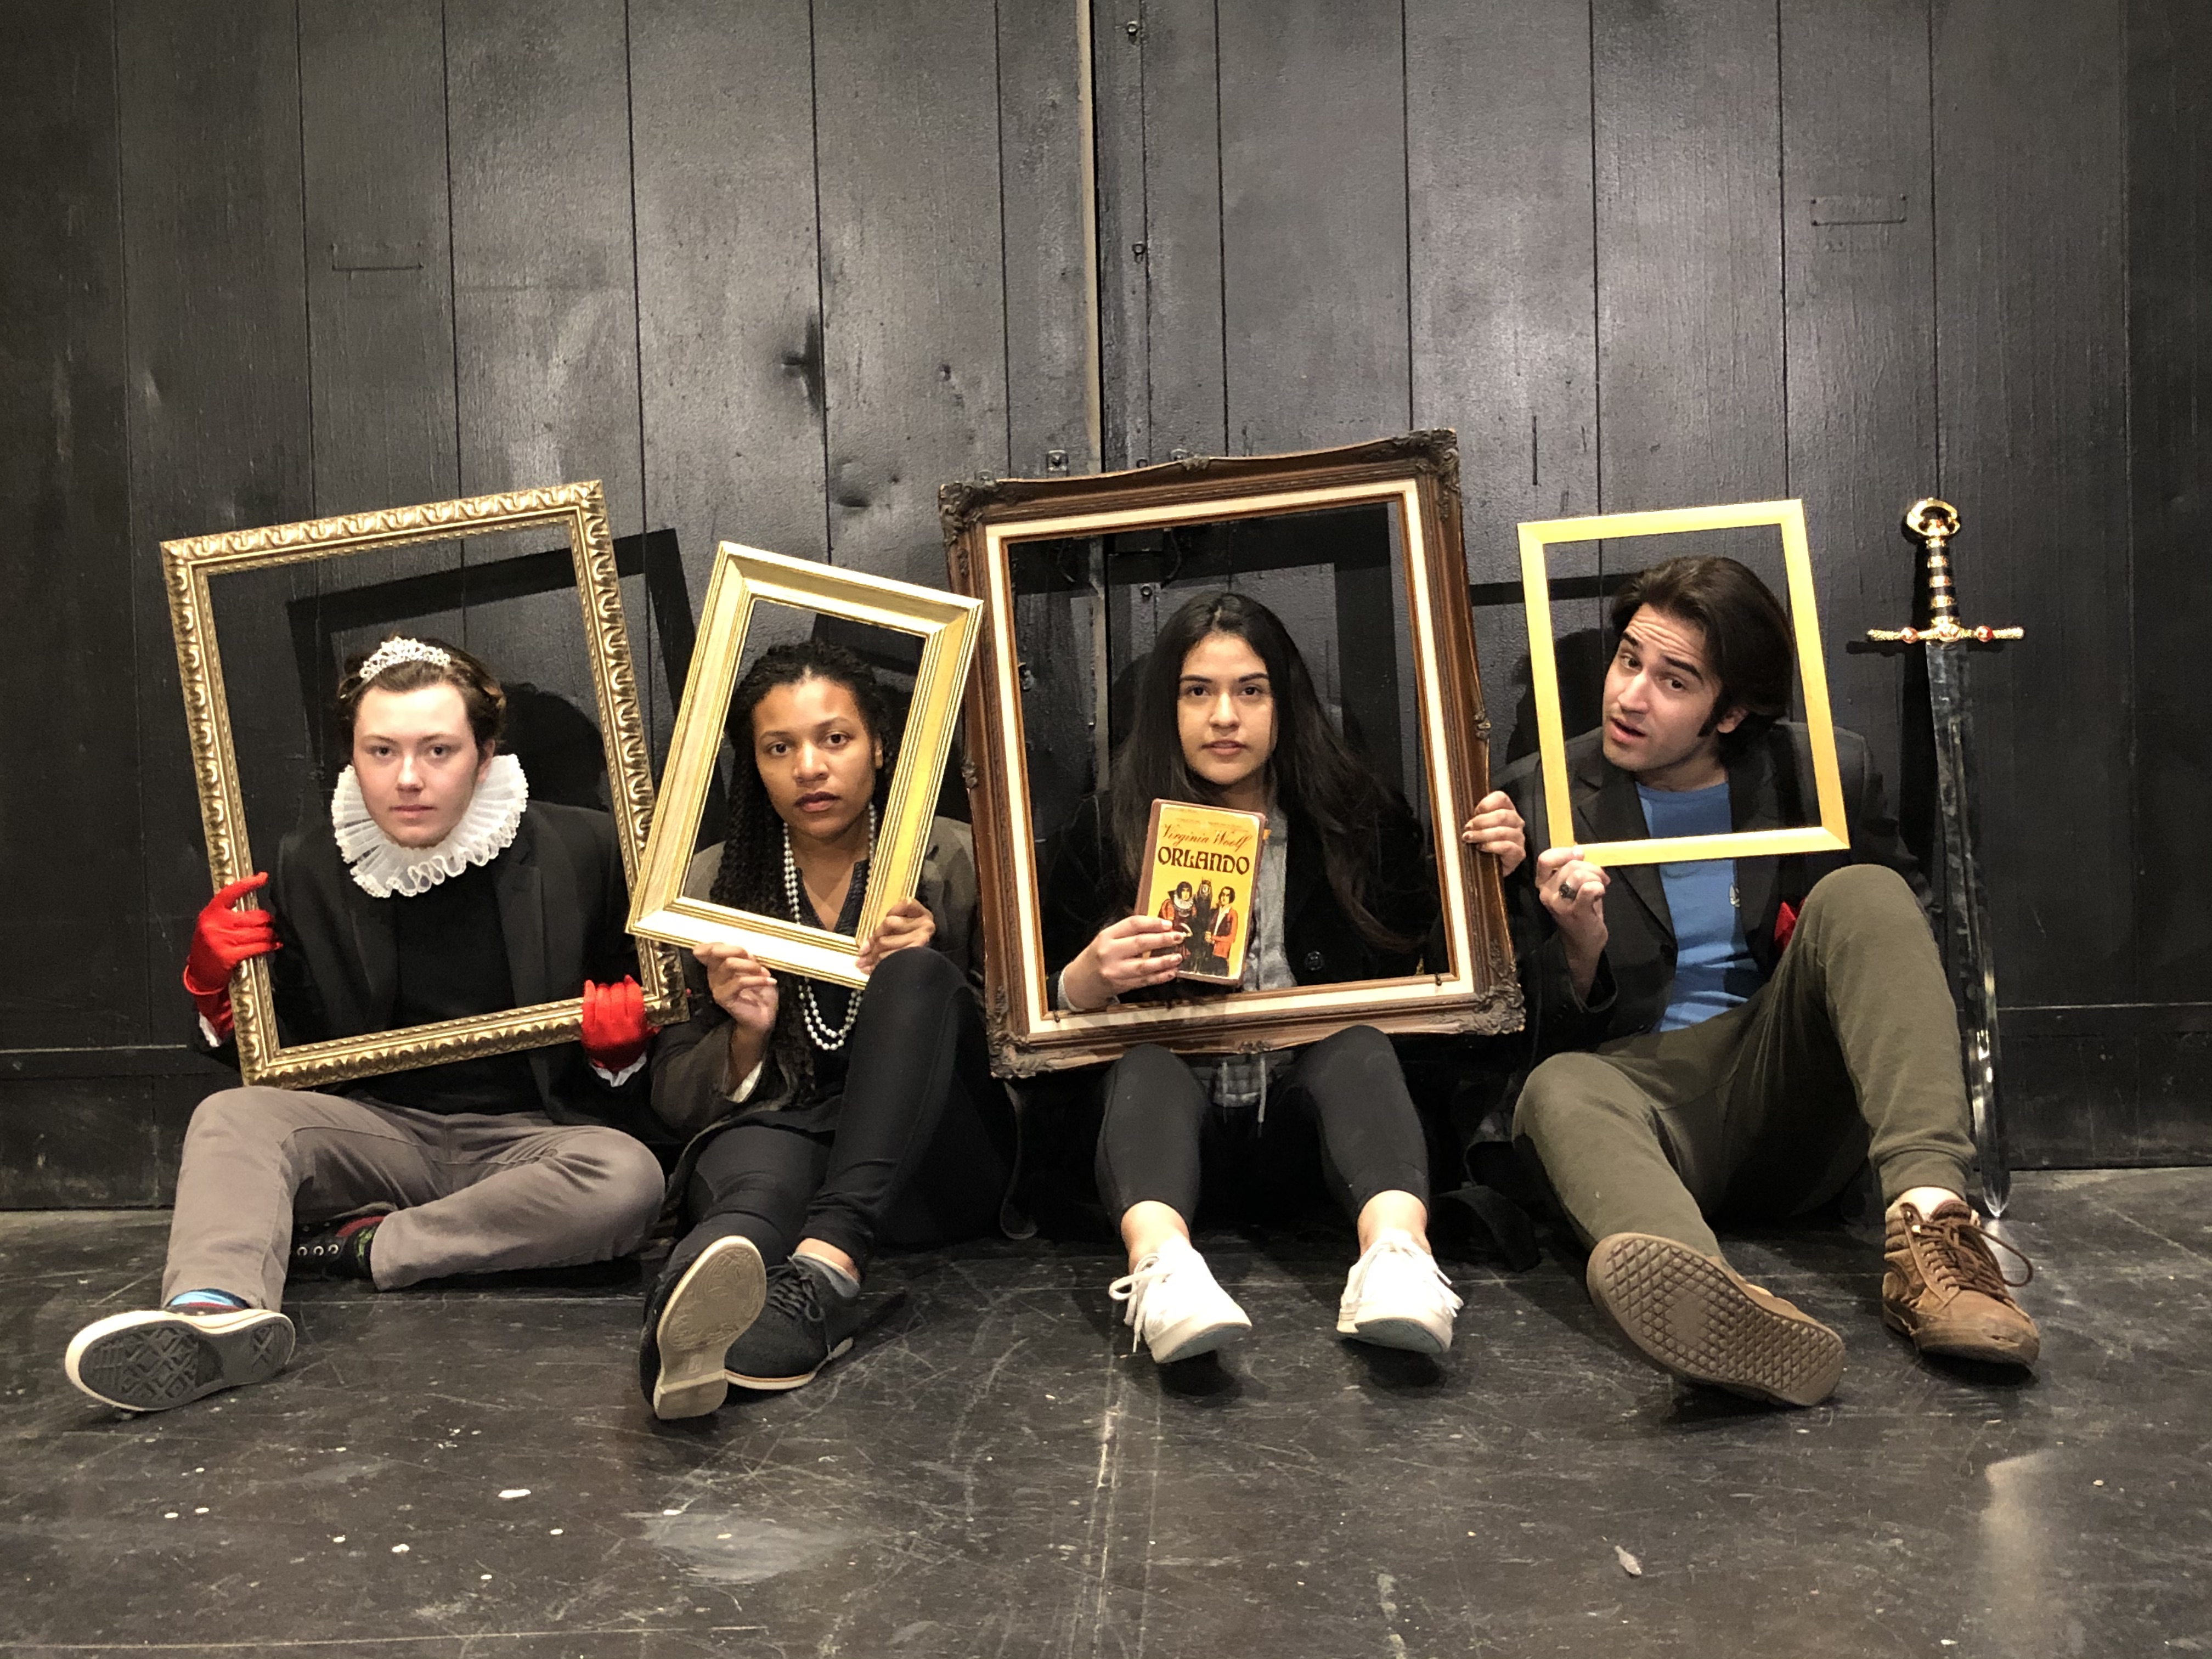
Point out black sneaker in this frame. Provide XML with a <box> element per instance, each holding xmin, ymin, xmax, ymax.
<box><xmin>290</xmin><ymin>1213</ymin><xmax>382</xmax><ymax>1282</ymax></box>
<box><xmin>724</xmin><ymin>1256</ymin><xmax>864</xmax><ymax>1391</ymax></box>
<box><xmin>65</xmin><ymin>1307</ymin><xmax>296</xmax><ymax>1413</ymax></box>
<box><xmin>639</xmin><ymin>1235</ymin><xmax>768</xmax><ymax>1420</ymax></box>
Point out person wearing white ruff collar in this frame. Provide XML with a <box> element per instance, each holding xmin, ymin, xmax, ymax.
<box><xmin>63</xmin><ymin>637</ymin><xmax>669</xmax><ymax>1413</ymax></box>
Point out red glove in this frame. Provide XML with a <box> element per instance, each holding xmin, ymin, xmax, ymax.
<box><xmin>580</xmin><ymin>976</ymin><xmax>653</xmax><ymax>1076</ymax></box>
<box><xmin>183</xmin><ymin>873</ymin><xmax>280</xmax><ymax>1041</ymax></box>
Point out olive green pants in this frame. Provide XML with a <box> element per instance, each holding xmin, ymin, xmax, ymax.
<box><xmin>1514</xmin><ymin>864</ymin><xmax>1974</xmax><ymax>1259</ymax></box>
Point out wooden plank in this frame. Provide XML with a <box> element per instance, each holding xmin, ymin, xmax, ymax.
<box><xmin>1408</xmin><ymin>0</ymin><xmax>1598</xmax><ymax>588</ymax></box>
<box><xmin>1215</xmin><ymin>0</ymin><xmax>1409</xmax><ymax>453</ymax></box>
<box><xmin>119</xmin><ymin>0</ymin><xmax>314</xmax><ymax>1043</ymax></box>
<box><xmin>632</xmin><ymin>0</ymin><xmax>827</xmax><ymax>573</ymax></box>
<box><xmin>1778</xmin><ymin>0</ymin><xmax>1937</xmax><ymax>814</ymax></box>
<box><xmin>298</xmin><ymin>0</ymin><xmax>461</xmax><ymax>516</ymax></box>
<box><xmin>812</xmin><ymin>0</ymin><xmax>1009</xmax><ymax>585</ymax></box>
<box><xmin>1593</xmin><ymin>0</ymin><xmax>1785</xmax><ymax>510</ymax></box>
<box><xmin>447</xmin><ymin>0</ymin><xmax>642</xmax><ymax>529</ymax></box>
<box><xmin>1091</xmin><ymin>1</ymin><xmax>1149</xmax><ymax>469</ymax></box>
<box><xmin>1135</xmin><ymin>0</ymin><xmax>1227</xmax><ymax>460</ymax></box>
<box><xmin>996</xmin><ymin>0</ymin><xmax>1095</xmax><ymax>476</ymax></box>
<box><xmin>445</xmin><ymin>0</ymin><xmax>649</xmax><ymax>726</ymax></box>
<box><xmin>0</xmin><ymin>0</ymin><xmax>144</xmax><ymax>1047</ymax></box>
<box><xmin>1406</xmin><ymin>0</ymin><xmax>1598</xmax><ymax>770</ymax></box>
<box><xmin>0</xmin><ymin>1081</ymin><xmax>163</xmax><ymax>1207</ymax></box>
<box><xmin>1933</xmin><ymin>0</ymin><xmax>2131</xmax><ymax>1007</ymax></box>
<box><xmin>2125</xmin><ymin>0</ymin><xmax>2212</xmax><ymax>1001</ymax></box>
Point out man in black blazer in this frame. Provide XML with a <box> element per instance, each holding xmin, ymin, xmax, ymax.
<box><xmin>1491</xmin><ymin>556</ymin><xmax>2038</xmax><ymax>1407</ymax></box>
<box><xmin>64</xmin><ymin>639</ymin><xmax>667</xmax><ymax>1414</ymax></box>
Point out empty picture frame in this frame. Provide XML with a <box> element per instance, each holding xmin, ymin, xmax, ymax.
<box><xmin>627</xmin><ymin>545</ymin><xmax>984</xmax><ymax>989</ymax></box>
<box><xmin>1515</xmin><ymin>498</ymin><xmax>1849</xmax><ymax>866</ymax></box>
<box><xmin>162</xmin><ymin>481</ymin><xmax>685</xmax><ymax>1090</ymax></box>
<box><xmin>943</xmin><ymin>431</ymin><xmax>1522</xmax><ymax>1076</ymax></box>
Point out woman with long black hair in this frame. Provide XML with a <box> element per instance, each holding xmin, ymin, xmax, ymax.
<box><xmin>637</xmin><ymin>640</ymin><xmax>1013</xmax><ymax>1420</ymax></box>
<box><xmin>1041</xmin><ymin>590</ymin><xmax>1469</xmax><ymax>1364</ymax></box>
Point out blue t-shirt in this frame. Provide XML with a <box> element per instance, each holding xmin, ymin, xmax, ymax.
<box><xmin>1637</xmin><ymin>781</ymin><xmax>1760</xmax><ymax>1031</ymax></box>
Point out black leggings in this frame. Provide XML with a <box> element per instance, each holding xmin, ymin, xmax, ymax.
<box><xmin>665</xmin><ymin>947</ymin><xmax>1013</xmax><ymax>1283</ymax></box>
<box><xmin>1094</xmin><ymin>1025</ymin><xmax>1429</xmax><ymax>1226</ymax></box>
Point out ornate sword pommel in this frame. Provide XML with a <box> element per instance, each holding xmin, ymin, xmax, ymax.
<box><xmin>1867</xmin><ymin>494</ymin><xmax>2023</xmax><ymax>647</ymax></box>
<box><xmin>1904</xmin><ymin>498</ymin><xmax>1959</xmax><ymax>543</ymax></box>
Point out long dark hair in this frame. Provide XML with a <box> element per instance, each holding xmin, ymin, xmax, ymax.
<box><xmin>707</xmin><ymin>640</ymin><xmax>896</xmax><ymax>1090</ymax></box>
<box><xmin>1107</xmin><ymin>590</ymin><xmax>1408</xmax><ymax>949</ymax></box>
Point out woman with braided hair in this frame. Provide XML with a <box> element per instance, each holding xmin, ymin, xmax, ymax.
<box><xmin>637</xmin><ymin>639</ymin><xmax>1013</xmax><ymax>1420</ymax></box>
<box><xmin>64</xmin><ymin>637</ymin><xmax>668</xmax><ymax>1413</ymax></box>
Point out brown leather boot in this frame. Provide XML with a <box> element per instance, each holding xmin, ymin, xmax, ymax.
<box><xmin>1881</xmin><ymin>1199</ymin><xmax>2039</xmax><ymax>1366</ymax></box>
<box><xmin>1586</xmin><ymin>1232</ymin><xmax>1845</xmax><ymax>1408</ymax></box>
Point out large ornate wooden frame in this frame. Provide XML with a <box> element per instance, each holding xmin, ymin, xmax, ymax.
<box><xmin>627</xmin><ymin>544</ymin><xmax>984</xmax><ymax>989</ymax></box>
<box><xmin>162</xmin><ymin>481</ymin><xmax>685</xmax><ymax>1089</ymax></box>
<box><xmin>942</xmin><ymin>431</ymin><xmax>1522</xmax><ymax>1076</ymax></box>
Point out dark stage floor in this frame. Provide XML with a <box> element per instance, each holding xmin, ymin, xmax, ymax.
<box><xmin>3</xmin><ymin>1168</ymin><xmax>2208</xmax><ymax>1658</ymax></box>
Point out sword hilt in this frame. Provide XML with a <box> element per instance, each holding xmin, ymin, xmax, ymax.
<box><xmin>1865</xmin><ymin>497</ymin><xmax>2027</xmax><ymax>646</ymax></box>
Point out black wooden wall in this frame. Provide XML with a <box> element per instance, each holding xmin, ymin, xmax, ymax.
<box><xmin>3</xmin><ymin>0</ymin><xmax>2205</xmax><ymax>1204</ymax></box>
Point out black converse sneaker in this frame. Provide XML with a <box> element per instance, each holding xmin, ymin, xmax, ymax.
<box><xmin>289</xmin><ymin>1213</ymin><xmax>382</xmax><ymax>1281</ymax></box>
<box><xmin>724</xmin><ymin>1255</ymin><xmax>865</xmax><ymax>1391</ymax></box>
<box><xmin>65</xmin><ymin>1307</ymin><xmax>296</xmax><ymax>1413</ymax></box>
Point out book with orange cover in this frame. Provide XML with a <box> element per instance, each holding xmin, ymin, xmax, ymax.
<box><xmin>1136</xmin><ymin>798</ymin><xmax>1269</xmax><ymax>986</ymax></box>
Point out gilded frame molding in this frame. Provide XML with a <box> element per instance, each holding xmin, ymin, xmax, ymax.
<box><xmin>943</xmin><ymin>431</ymin><xmax>1522</xmax><ymax>1076</ymax></box>
<box><xmin>1516</xmin><ymin>497</ymin><xmax>1850</xmax><ymax>866</ymax></box>
<box><xmin>628</xmin><ymin>545</ymin><xmax>984</xmax><ymax>989</ymax></box>
<box><xmin>162</xmin><ymin>480</ymin><xmax>685</xmax><ymax>1089</ymax></box>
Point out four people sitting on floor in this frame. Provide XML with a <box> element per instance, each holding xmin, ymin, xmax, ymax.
<box><xmin>60</xmin><ymin>556</ymin><xmax>2040</xmax><ymax>1416</ymax></box>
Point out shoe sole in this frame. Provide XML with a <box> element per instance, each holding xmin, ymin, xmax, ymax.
<box><xmin>652</xmin><ymin>1237</ymin><xmax>767</xmax><ymax>1420</ymax></box>
<box><xmin>1340</xmin><ymin>1313</ymin><xmax>1451</xmax><ymax>1356</ymax></box>
<box><xmin>65</xmin><ymin>1309</ymin><xmax>295</xmax><ymax>1413</ymax></box>
<box><xmin>727</xmin><ymin>1335</ymin><xmax>856</xmax><ymax>1393</ymax></box>
<box><xmin>1587</xmin><ymin>1233</ymin><xmax>1843</xmax><ymax>1408</ymax></box>
<box><xmin>1146</xmin><ymin>1312</ymin><xmax>1250</xmax><ymax>1366</ymax></box>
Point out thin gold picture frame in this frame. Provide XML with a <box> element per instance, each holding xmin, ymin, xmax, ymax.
<box><xmin>162</xmin><ymin>480</ymin><xmax>685</xmax><ymax>1090</ymax></box>
<box><xmin>627</xmin><ymin>545</ymin><xmax>984</xmax><ymax>990</ymax></box>
<box><xmin>1515</xmin><ymin>497</ymin><xmax>1850</xmax><ymax>867</ymax></box>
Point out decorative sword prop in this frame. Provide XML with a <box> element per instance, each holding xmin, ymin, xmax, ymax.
<box><xmin>1866</xmin><ymin>499</ymin><xmax>2023</xmax><ymax>1215</ymax></box>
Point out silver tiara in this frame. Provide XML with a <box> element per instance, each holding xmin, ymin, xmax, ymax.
<box><xmin>356</xmin><ymin>637</ymin><xmax>453</xmax><ymax>682</ymax></box>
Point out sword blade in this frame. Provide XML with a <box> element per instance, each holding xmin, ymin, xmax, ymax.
<box><xmin>1926</xmin><ymin>644</ymin><xmax>2010</xmax><ymax>1214</ymax></box>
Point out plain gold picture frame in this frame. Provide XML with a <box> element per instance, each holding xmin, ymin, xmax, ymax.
<box><xmin>627</xmin><ymin>545</ymin><xmax>984</xmax><ymax>990</ymax></box>
<box><xmin>162</xmin><ymin>480</ymin><xmax>685</xmax><ymax>1090</ymax></box>
<box><xmin>1515</xmin><ymin>497</ymin><xmax>1850</xmax><ymax>866</ymax></box>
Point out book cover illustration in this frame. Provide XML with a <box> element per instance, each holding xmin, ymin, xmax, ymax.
<box><xmin>1137</xmin><ymin>798</ymin><xmax>1269</xmax><ymax>986</ymax></box>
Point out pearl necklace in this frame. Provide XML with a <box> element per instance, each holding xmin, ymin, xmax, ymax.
<box><xmin>782</xmin><ymin>806</ymin><xmax>874</xmax><ymax>1051</ymax></box>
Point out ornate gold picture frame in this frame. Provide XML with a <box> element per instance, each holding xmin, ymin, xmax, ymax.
<box><xmin>1515</xmin><ymin>497</ymin><xmax>1850</xmax><ymax>866</ymax></box>
<box><xmin>628</xmin><ymin>545</ymin><xmax>984</xmax><ymax>989</ymax></box>
<box><xmin>162</xmin><ymin>481</ymin><xmax>684</xmax><ymax>1088</ymax></box>
<box><xmin>943</xmin><ymin>431</ymin><xmax>1522</xmax><ymax>1076</ymax></box>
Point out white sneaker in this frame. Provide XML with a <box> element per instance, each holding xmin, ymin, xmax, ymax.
<box><xmin>1337</xmin><ymin>1230</ymin><xmax>1462</xmax><ymax>1355</ymax></box>
<box><xmin>1108</xmin><ymin>1236</ymin><xmax>1251</xmax><ymax>1363</ymax></box>
<box><xmin>66</xmin><ymin>1306</ymin><xmax>296</xmax><ymax>1412</ymax></box>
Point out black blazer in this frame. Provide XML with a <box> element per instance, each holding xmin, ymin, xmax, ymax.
<box><xmin>1037</xmin><ymin>792</ymin><xmax>1440</xmax><ymax>1000</ymax></box>
<box><xmin>1494</xmin><ymin>721</ymin><xmax>1926</xmax><ymax>1056</ymax></box>
<box><xmin>217</xmin><ymin>802</ymin><xmax>661</xmax><ymax>1142</ymax></box>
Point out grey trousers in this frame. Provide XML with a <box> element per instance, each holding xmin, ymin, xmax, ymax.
<box><xmin>163</xmin><ymin>1087</ymin><xmax>667</xmax><ymax>1311</ymax></box>
<box><xmin>1514</xmin><ymin>864</ymin><xmax>1976</xmax><ymax>1259</ymax></box>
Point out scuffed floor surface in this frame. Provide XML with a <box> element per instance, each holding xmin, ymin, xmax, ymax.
<box><xmin>2</xmin><ymin>1169</ymin><xmax>2208</xmax><ymax>1658</ymax></box>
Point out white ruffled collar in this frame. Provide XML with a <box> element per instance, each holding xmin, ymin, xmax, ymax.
<box><xmin>331</xmin><ymin>753</ymin><xmax>529</xmax><ymax>899</ymax></box>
